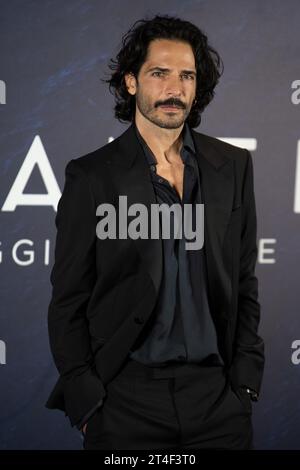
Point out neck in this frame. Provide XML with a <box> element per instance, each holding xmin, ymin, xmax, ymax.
<box><xmin>134</xmin><ymin>115</ymin><xmax>184</xmax><ymax>165</ymax></box>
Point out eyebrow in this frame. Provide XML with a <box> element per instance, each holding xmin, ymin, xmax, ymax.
<box><xmin>147</xmin><ymin>66</ymin><xmax>196</xmax><ymax>76</ymax></box>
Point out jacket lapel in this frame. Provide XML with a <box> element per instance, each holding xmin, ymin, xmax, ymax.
<box><xmin>191</xmin><ymin>130</ymin><xmax>234</xmax><ymax>321</ymax></box>
<box><xmin>109</xmin><ymin>124</ymin><xmax>163</xmax><ymax>296</ymax></box>
<box><xmin>109</xmin><ymin>123</ymin><xmax>234</xmax><ymax>320</ymax></box>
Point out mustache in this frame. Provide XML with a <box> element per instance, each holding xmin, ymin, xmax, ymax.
<box><xmin>156</xmin><ymin>99</ymin><xmax>185</xmax><ymax>108</ymax></box>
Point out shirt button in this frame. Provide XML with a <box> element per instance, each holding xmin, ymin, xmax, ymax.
<box><xmin>150</xmin><ymin>165</ymin><xmax>156</xmax><ymax>171</ymax></box>
<box><xmin>158</xmin><ymin>178</ymin><xmax>163</xmax><ymax>183</ymax></box>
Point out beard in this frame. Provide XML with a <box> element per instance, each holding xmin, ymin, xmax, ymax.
<box><xmin>135</xmin><ymin>91</ymin><xmax>190</xmax><ymax>130</ymax></box>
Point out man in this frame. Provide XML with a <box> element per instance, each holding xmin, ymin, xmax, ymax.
<box><xmin>45</xmin><ymin>15</ymin><xmax>264</xmax><ymax>450</ymax></box>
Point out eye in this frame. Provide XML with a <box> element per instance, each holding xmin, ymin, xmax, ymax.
<box><xmin>182</xmin><ymin>74</ymin><xmax>194</xmax><ymax>80</ymax></box>
<box><xmin>151</xmin><ymin>71</ymin><xmax>195</xmax><ymax>80</ymax></box>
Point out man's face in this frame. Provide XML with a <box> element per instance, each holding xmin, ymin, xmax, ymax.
<box><xmin>125</xmin><ymin>39</ymin><xmax>197</xmax><ymax>130</ymax></box>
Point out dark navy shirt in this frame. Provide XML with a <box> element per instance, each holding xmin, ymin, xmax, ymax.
<box><xmin>129</xmin><ymin>121</ymin><xmax>223</xmax><ymax>367</ymax></box>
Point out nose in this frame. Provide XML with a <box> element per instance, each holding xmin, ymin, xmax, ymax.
<box><xmin>165</xmin><ymin>74</ymin><xmax>184</xmax><ymax>97</ymax></box>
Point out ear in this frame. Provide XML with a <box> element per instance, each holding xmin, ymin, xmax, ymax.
<box><xmin>124</xmin><ymin>72</ymin><xmax>137</xmax><ymax>96</ymax></box>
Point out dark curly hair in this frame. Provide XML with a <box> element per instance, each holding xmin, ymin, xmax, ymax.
<box><xmin>101</xmin><ymin>14</ymin><xmax>224</xmax><ymax>128</ymax></box>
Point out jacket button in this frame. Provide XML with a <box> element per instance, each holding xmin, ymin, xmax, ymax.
<box><xmin>134</xmin><ymin>316</ymin><xmax>144</xmax><ymax>324</ymax></box>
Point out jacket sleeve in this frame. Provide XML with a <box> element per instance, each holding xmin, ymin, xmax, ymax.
<box><xmin>229</xmin><ymin>150</ymin><xmax>265</xmax><ymax>397</ymax></box>
<box><xmin>77</xmin><ymin>397</ymin><xmax>104</xmax><ymax>432</ymax></box>
<box><xmin>46</xmin><ymin>158</ymin><xmax>106</xmax><ymax>428</ymax></box>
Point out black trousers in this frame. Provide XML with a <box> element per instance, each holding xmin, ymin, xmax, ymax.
<box><xmin>82</xmin><ymin>358</ymin><xmax>253</xmax><ymax>450</ymax></box>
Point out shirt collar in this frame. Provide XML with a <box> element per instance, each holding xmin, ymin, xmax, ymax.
<box><xmin>134</xmin><ymin>120</ymin><xmax>196</xmax><ymax>166</ymax></box>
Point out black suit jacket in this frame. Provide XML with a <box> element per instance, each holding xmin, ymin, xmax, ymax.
<box><xmin>45</xmin><ymin>122</ymin><xmax>265</xmax><ymax>428</ymax></box>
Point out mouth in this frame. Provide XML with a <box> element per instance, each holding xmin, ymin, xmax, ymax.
<box><xmin>159</xmin><ymin>105</ymin><xmax>182</xmax><ymax>111</ymax></box>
